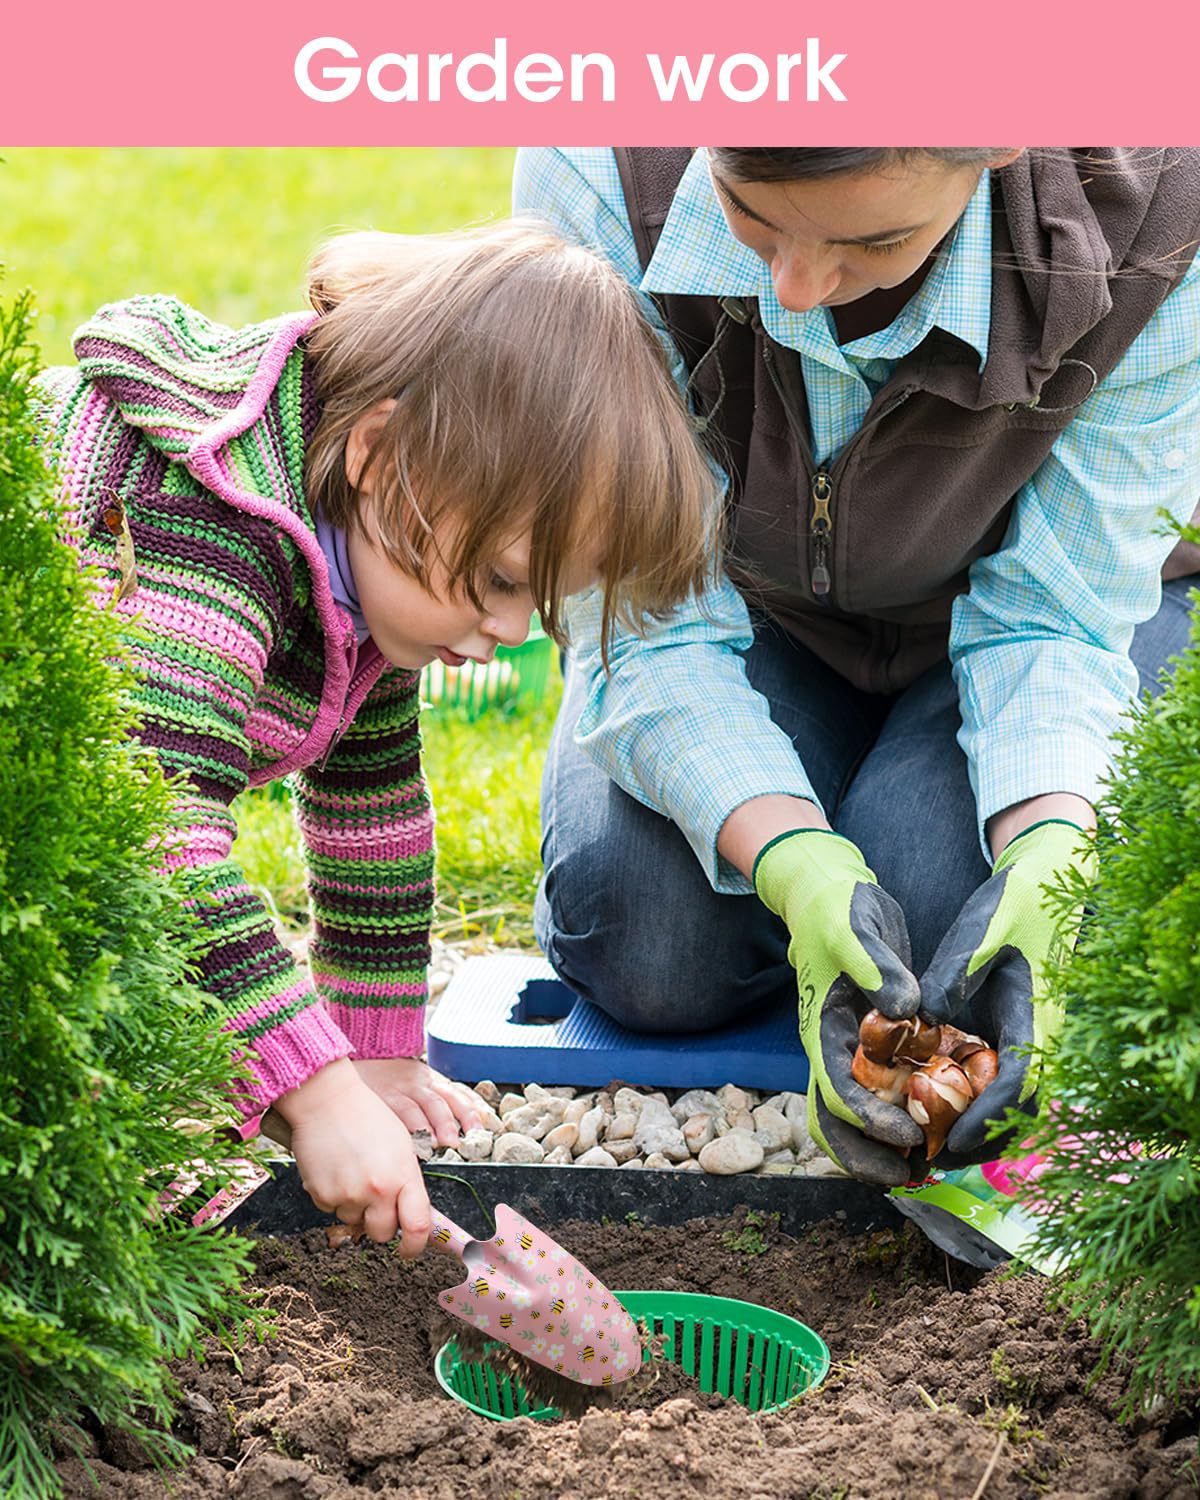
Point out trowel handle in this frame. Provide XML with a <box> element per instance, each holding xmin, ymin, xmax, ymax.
<box><xmin>259</xmin><ymin>1107</ymin><xmax>472</xmax><ymax>1260</ymax></box>
<box><xmin>429</xmin><ymin>1210</ymin><xmax>472</xmax><ymax>1261</ymax></box>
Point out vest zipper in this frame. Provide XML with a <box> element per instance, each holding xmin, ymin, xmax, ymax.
<box><xmin>760</xmin><ymin>334</ymin><xmax>914</xmax><ymax>608</ymax></box>
<box><xmin>809</xmin><ymin>470</ymin><xmax>833</xmax><ymax>598</ymax></box>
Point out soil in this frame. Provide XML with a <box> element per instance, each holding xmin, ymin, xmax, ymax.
<box><xmin>56</xmin><ymin>1210</ymin><xmax>1199</xmax><ymax>1500</ymax></box>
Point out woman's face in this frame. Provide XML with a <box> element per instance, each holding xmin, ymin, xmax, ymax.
<box><xmin>708</xmin><ymin>153</ymin><xmax>1006</xmax><ymax>314</ymax></box>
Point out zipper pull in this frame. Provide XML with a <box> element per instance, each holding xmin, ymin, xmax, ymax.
<box><xmin>809</xmin><ymin>469</ymin><xmax>833</xmax><ymax>599</ymax></box>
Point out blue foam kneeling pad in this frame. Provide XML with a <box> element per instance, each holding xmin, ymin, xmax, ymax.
<box><xmin>426</xmin><ymin>953</ymin><xmax>810</xmax><ymax>1093</ymax></box>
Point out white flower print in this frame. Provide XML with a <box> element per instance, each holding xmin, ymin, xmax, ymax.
<box><xmin>581</xmin><ymin>1314</ymin><xmax>596</xmax><ymax>1332</ymax></box>
<box><xmin>548</xmin><ymin>1344</ymin><xmax>565</xmax><ymax>1361</ymax></box>
<box><xmin>474</xmin><ymin>1315</ymin><xmax>490</xmax><ymax>1330</ymax></box>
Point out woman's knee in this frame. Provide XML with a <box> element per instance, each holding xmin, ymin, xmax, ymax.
<box><xmin>537</xmin><ymin>842</ymin><xmax>786</xmax><ymax>1033</ymax></box>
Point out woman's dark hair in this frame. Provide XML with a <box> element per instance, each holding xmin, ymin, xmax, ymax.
<box><xmin>708</xmin><ymin>148</ymin><xmax>1010</xmax><ymax>183</ymax></box>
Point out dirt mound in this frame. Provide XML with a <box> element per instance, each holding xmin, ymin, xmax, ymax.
<box><xmin>56</xmin><ymin>1212</ymin><xmax>1199</xmax><ymax>1499</ymax></box>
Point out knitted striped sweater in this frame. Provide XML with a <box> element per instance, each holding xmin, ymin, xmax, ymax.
<box><xmin>39</xmin><ymin>296</ymin><xmax>434</xmax><ymax>1135</ymax></box>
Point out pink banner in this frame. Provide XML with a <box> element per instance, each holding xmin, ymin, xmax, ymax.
<box><xmin>4</xmin><ymin>0</ymin><xmax>1200</xmax><ymax>145</ymax></box>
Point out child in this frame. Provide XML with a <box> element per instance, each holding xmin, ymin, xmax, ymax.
<box><xmin>38</xmin><ymin>220</ymin><xmax>718</xmax><ymax>1255</ymax></box>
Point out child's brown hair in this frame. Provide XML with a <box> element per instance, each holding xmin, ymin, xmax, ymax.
<box><xmin>304</xmin><ymin>221</ymin><xmax>720</xmax><ymax>653</ymax></box>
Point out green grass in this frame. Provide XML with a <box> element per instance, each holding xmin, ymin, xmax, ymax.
<box><xmin>0</xmin><ymin>147</ymin><xmax>515</xmax><ymax>363</ymax></box>
<box><xmin>422</xmin><ymin>680</ymin><xmax>563</xmax><ymax>947</ymax></box>
<box><xmin>233</xmin><ymin>678</ymin><xmax>561</xmax><ymax>948</ymax></box>
<box><xmin>4</xmin><ymin>146</ymin><xmax>552</xmax><ymax>948</ymax></box>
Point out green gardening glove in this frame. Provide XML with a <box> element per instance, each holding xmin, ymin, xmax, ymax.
<box><xmin>754</xmin><ymin>829</ymin><xmax>924</xmax><ymax>1186</ymax></box>
<box><xmin>918</xmin><ymin>818</ymin><xmax>1097</xmax><ymax>1160</ymax></box>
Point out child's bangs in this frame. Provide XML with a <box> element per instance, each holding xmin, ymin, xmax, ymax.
<box><xmin>305</xmin><ymin>221</ymin><xmax>722</xmax><ymax>650</ymax></box>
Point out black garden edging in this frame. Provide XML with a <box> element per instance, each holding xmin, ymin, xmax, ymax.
<box><xmin>228</xmin><ymin>1161</ymin><xmax>895</xmax><ymax>1241</ymax></box>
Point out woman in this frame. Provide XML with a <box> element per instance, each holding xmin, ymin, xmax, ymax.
<box><xmin>514</xmin><ymin>147</ymin><xmax>1200</xmax><ymax>1184</ymax></box>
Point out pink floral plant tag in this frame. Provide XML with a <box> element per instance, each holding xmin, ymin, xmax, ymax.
<box><xmin>435</xmin><ymin>1204</ymin><xmax>643</xmax><ymax>1389</ymax></box>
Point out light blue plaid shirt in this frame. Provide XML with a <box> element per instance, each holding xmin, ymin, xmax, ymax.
<box><xmin>514</xmin><ymin>147</ymin><xmax>1200</xmax><ymax>892</ymax></box>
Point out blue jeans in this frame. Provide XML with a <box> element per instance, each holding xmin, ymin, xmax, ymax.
<box><xmin>534</xmin><ymin>577</ymin><xmax>1199</xmax><ymax>1033</ymax></box>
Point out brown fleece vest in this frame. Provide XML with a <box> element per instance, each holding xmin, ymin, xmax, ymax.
<box><xmin>616</xmin><ymin>149</ymin><xmax>1200</xmax><ymax>693</ymax></box>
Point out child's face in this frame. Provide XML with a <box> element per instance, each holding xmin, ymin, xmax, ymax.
<box><xmin>347</xmin><ymin>514</ymin><xmax>596</xmax><ymax>671</ymax></box>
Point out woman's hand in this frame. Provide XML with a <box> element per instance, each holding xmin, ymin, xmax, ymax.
<box><xmin>273</xmin><ymin>1058</ymin><xmax>431</xmax><ymax>1256</ymax></box>
<box><xmin>352</xmin><ymin>1057</ymin><xmax>484</xmax><ymax>1147</ymax></box>
<box><xmin>919</xmin><ymin>818</ymin><xmax>1096</xmax><ymax>1160</ymax></box>
<box><xmin>754</xmin><ymin>827</ymin><xmax>925</xmax><ymax>1185</ymax></box>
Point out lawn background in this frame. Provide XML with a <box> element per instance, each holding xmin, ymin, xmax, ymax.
<box><xmin>0</xmin><ymin>147</ymin><xmax>556</xmax><ymax>946</ymax></box>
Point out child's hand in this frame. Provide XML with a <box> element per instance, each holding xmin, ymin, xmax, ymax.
<box><xmin>352</xmin><ymin>1057</ymin><xmax>484</xmax><ymax>1147</ymax></box>
<box><xmin>274</xmin><ymin>1059</ymin><xmax>431</xmax><ymax>1256</ymax></box>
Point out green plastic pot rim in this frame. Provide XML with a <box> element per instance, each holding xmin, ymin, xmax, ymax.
<box><xmin>435</xmin><ymin>1288</ymin><xmax>830</xmax><ymax>1423</ymax></box>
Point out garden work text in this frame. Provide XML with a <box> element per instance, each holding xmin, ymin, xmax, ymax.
<box><xmin>294</xmin><ymin>38</ymin><xmax>849</xmax><ymax>104</ymax></box>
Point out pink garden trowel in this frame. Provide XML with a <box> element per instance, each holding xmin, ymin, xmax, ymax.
<box><xmin>246</xmin><ymin>1106</ymin><xmax>643</xmax><ymax>1407</ymax></box>
<box><xmin>430</xmin><ymin>1202</ymin><xmax>643</xmax><ymax>1398</ymax></box>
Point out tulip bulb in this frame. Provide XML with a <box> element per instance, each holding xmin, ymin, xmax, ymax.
<box><xmin>858</xmin><ymin>1009</ymin><xmax>918</xmax><ymax>1065</ymax></box>
<box><xmin>855</xmin><ymin>1012</ymin><xmax>1000</xmax><ymax>1160</ymax></box>
<box><xmin>937</xmin><ymin>1023</ymin><xmax>987</xmax><ymax>1060</ymax></box>
<box><xmin>850</xmin><ymin>1045</ymin><xmax>914</xmax><ymax>1106</ymax></box>
<box><xmin>906</xmin><ymin>1055</ymin><xmax>973</xmax><ymax>1159</ymax></box>
<box><xmin>895</xmin><ymin>1016</ymin><xmax>942</xmax><ymax>1065</ymax></box>
<box><xmin>963</xmin><ymin>1047</ymin><xmax>999</xmax><ymax>1096</ymax></box>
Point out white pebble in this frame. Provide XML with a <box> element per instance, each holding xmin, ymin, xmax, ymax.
<box><xmin>604</xmin><ymin>1111</ymin><xmax>637</xmax><ymax>1143</ymax></box>
<box><xmin>492</xmin><ymin>1132</ymin><xmax>546</xmax><ymax>1165</ymax></box>
<box><xmin>573</xmin><ymin>1106</ymin><xmax>605</xmax><ymax>1155</ymax></box>
<box><xmin>752</xmin><ymin>1105</ymin><xmax>791</xmax><ymax>1153</ymax></box>
<box><xmin>717</xmin><ymin>1084</ymin><xmax>751</xmax><ymax>1115</ymax></box>
<box><xmin>436</xmin><ymin>1148</ymin><xmax>464</xmax><ymax>1164</ymax></box>
<box><xmin>575</xmin><ymin>1146</ymin><xmax>618</xmax><ymax>1168</ymax></box>
<box><xmin>670</xmin><ymin>1089</ymin><xmax>724</xmax><ymax>1124</ymax></box>
<box><xmin>605</xmin><ymin>1138</ymin><xmax>641</xmax><ymax>1164</ymax></box>
<box><xmin>698</xmin><ymin>1129</ymin><xmax>764</xmax><ymax>1176</ymax></box>
<box><xmin>620</xmin><ymin>1157</ymin><xmax>645</xmax><ymax>1169</ymax></box>
<box><xmin>642</xmin><ymin>1152</ymin><xmax>674</xmax><ymax>1170</ymax></box>
<box><xmin>730</xmin><ymin>1108</ymin><xmax>755</xmax><ymax>1134</ymax></box>
<box><xmin>683</xmin><ymin>1113</ymin><xmax>716</xmax><ymax>1154</ymax></box>
<box><xmin>634</xmin><ymin>1099</ymin><xmax>690</xmax><ymax>1162</ymax></box>
<box><xmin>523</xmin><ymin>1082</ymin><xmax>552</xmax><ymax>1103</ymax></box>
<box><xmin>676</xmin><ymin>1158</ymin><xmax>703</xmax><ymax>1172</ymax></box>
<box><xmin>544</xmin><ymin>1145</ymin><xmax>573</xmax><ymax>1165</ymax></box>
<box><xmin>458</xmin><ymin>1127</ymin><xmax>494</xmax><ymax>1162</ymax></box>
<box><xmin>613</xmin><ymin>1087</ymin><xmax>647</xmax><ymax>1118</ymax></box>
<box><xmin>499</xmin><ymin>1092</ymin><xmax>526</xmax><ymax>1116</ymax></box>
<box><xmin>801</xmin><ymin>1153</ymin><xmax>849</xmax><ymax>1178</ymax></box>
<box><xmin>765</xmin><ymin>1148</ymin><xmax>796</xmax><ymax>1165</ymax></box>
<box><xmin>563</xmin><ymin>1096</ymin><xmax>593</xmax><ymax>1126</ymax></box>
<box><xmin>410</xmin><ymin>1130</ymin><xmax>435</xmax><ymax>1162</ymax></box>
<box><xmin>543</xmin><ymin>1122</ymin><xmax>579</xmax><ymax>1153</ymax></box>
<box><xmin>474</xmin><ymin>1103</ymin><xmax>505</xmax><ymax>1135</ymax></box>
<box><xmin>503</xmin><ymin>1103</ymin><xmax>561</xmax><ymax>1140</ymax></box>
<box><xmin>473</xmin><ymin>1080</ymin><xmax>501</xmax><ymax>1107</ymax></box>
<box><xmin>542</xmin><ymin>1086</ymin><xmax>577</xmax><ymax>1100</ymax></box>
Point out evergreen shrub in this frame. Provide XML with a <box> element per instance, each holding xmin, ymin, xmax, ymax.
<box><xmin>0</xmin><ymin>290</ymin><xmax>258</xmax><ymax>1498</ymax></box>
<box><xmin>1025</xmin><ymin>573</ymin><xmax>1200</xmax><ymax>1412</ymax></box>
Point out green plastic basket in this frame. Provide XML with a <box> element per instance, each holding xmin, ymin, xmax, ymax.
<box><xmin>420</xmin><ymin>627</ymin><xmax>554</xmax><ymax>720</ymax></box>
<box><xmin>434</xmin><ymin>1289</ymin><xmax>830</xmax><ymax>1422</ymax></box>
